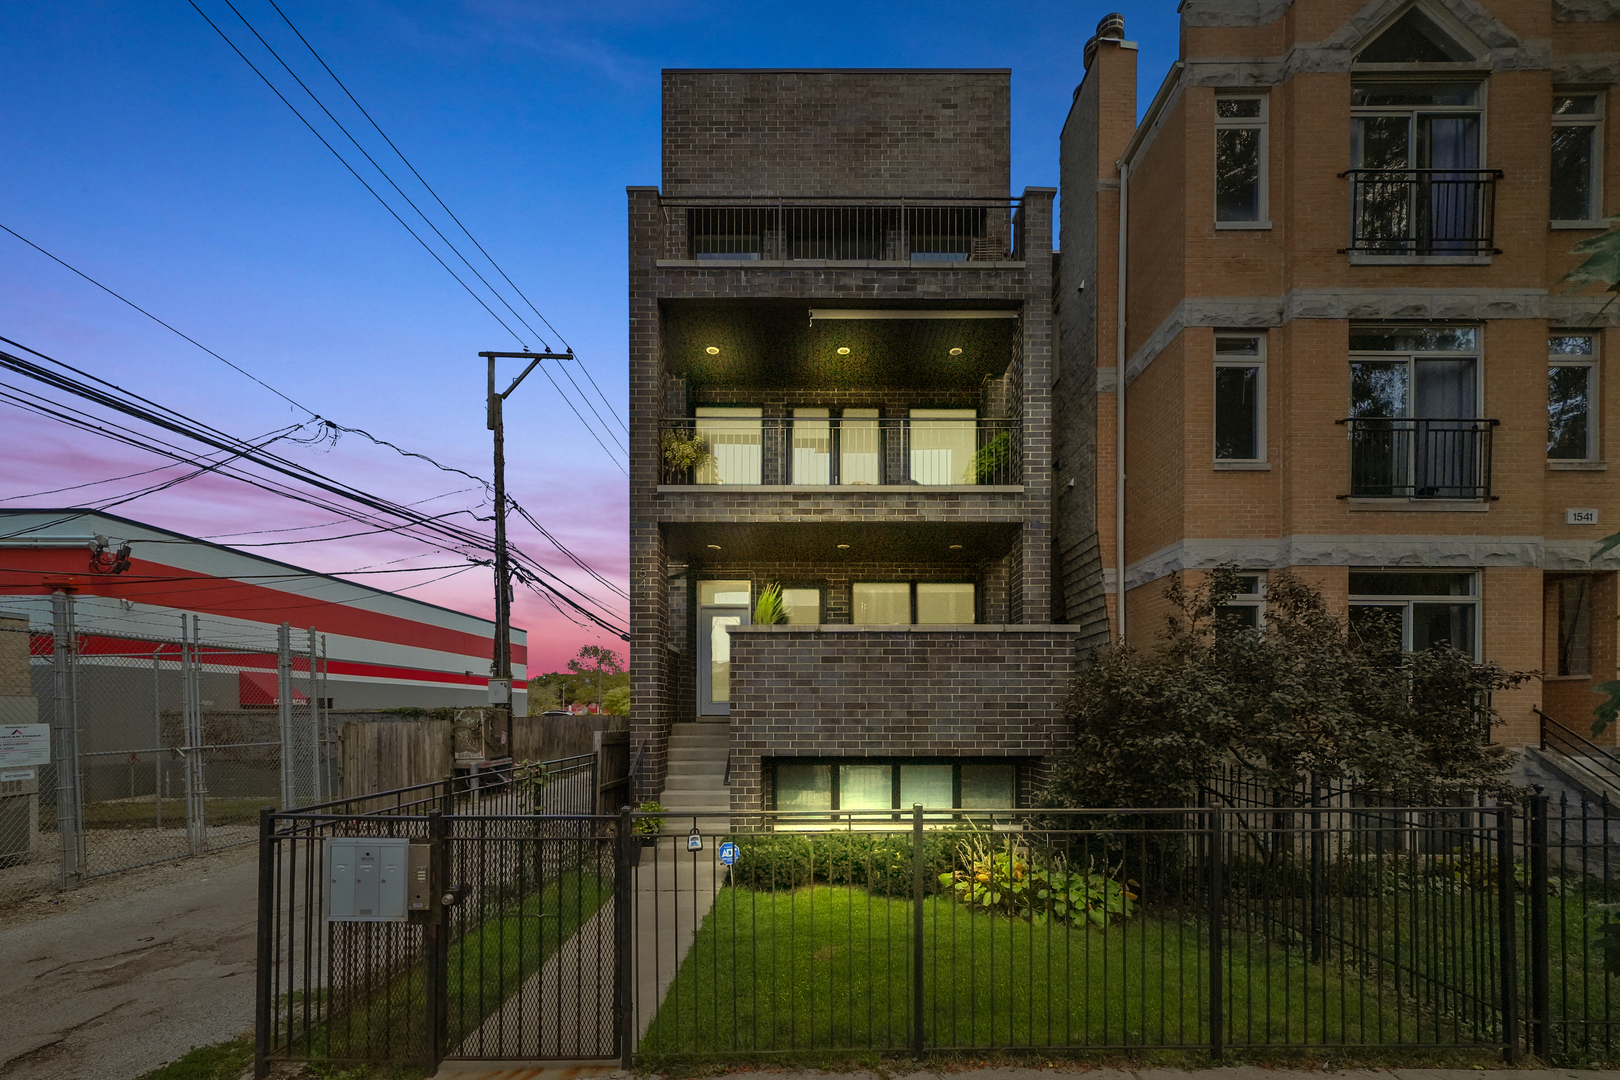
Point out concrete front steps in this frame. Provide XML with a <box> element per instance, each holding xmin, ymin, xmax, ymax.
<box><xmin>657</xmin><ymin>721</ymin><xmax>730</xmax><ymax>834</ymax></box>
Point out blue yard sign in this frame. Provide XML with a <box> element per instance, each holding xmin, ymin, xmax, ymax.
<box><xmin>718</xmin><ymin>841</ymin><xmax>739</xmax><ymax>865</ymax></box>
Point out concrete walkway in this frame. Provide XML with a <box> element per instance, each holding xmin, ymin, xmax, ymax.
<box><xmin>430</xmin><ymin>1065</ymin><xmax>1620</xmax><ymax>1080</ymax></box>
<box><xmin>448</xmin><ymin>842</ymin><xmax>725</xmax><ymax>1065</ymax></box>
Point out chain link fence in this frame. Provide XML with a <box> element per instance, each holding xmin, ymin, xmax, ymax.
<box><xmin>0</xmin><ymin>597</ymin><xmax>329</xmax><ymax>904</ymax></box>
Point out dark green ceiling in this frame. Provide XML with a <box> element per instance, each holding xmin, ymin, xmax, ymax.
<box><xmin>663</xmin><ymin>302</ymin><xmax>1018</xmax><ymax>391</ymax></box>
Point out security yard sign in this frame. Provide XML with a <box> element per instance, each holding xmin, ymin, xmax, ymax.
<box><xmin>0</xmin><ymin>725</ymin><xmax>49</xmax><ymax>768</ymax></box>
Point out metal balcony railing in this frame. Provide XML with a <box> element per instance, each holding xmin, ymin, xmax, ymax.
<box><xmin>659</xmin><ymin>416</ymin><xmax>1021</xmax><ymax>486</ymax></box>
<box><xmin>658</xmin><ymin>196</ymin><xmax>1024</xmax><ymax>263</ymax></box>
<box><xmin>1337</xmin><ymin>417</ymin><xmax>1498</xmax><ymax>500</ymax></box>
<box><xmin>1340</xmin><ymin>169</ymin><xmax>1503</xmax><ymax>256</ymax></box>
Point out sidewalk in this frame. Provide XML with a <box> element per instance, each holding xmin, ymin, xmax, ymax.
<box><xmin>427</xmin><ymin>1065</ymin><xmax>1620</xmax><ymax>1080</ymax></box>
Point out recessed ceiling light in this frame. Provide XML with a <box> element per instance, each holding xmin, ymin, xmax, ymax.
<box><xmin>949</xmin><ymin>544</ymin><xmax>963</xmax><ymax>550</ymax></box>
<box><xmin>706</xmin><ymin>544</ymin><xmax>721</xmax><ymax>550</ymax></box>
<box><xmin>836</xmin><ymin>347</ymin><xmax>851</xmax><ymax>355</ymax></box>
<box><xmin>949</xmin><ymin>347</ymin><xmax>963</xmax><ymax>356</ymax></box>
<box><xmin>836</xmin><ymin>543</ymin><xmax>850</xmax><ymax>549</ymax></box>
<box><xmin>706</xmin><ymin>346</ymin><xmax>720</xmax><ymax>355</ymax></box>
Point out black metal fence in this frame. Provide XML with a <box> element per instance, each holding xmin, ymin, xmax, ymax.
<box><xmin>659</xmin><ymin>417</ymin><xmax>1021</xmax><ymax>487</ymax></box>
<box><xmin>1338</xmin><ymin>417</ymin><xmax>1497</xmax><ymax>500</ymax></box>
<box><xmin>1341</xmin><ymin>169</ymin><xmax>1503</xmax><ymax>256</ymax></box>
<box><xmin>257</xmin><ymin>790</ymin><xmax>1620</xmax><ymax>1076</ymax></box>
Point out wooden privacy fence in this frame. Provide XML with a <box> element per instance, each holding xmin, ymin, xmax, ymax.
<box><xmin>339</xmin><ymin>714</ymin><xmax>628</xmax><ymax>800</ymax></box>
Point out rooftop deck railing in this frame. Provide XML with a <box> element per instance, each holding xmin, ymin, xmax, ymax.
<box><xmin>658</xmin><ymin>196</ymin><xmax>1025</xmax><ymax>263</ymax></box>
<box><xmin>660</xmin><ymin>415</ymin><xmax>1020</xmax><ymax>486</ymax></box>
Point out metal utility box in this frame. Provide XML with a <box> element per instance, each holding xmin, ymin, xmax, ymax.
<box><xmin>326</xmin><ymin>837</ymin><xmax>410</xmax><ymax>922</ymax></box>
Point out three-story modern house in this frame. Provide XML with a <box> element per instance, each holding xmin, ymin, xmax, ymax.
<box><xmin>1060</xmin><ymin>1</ymin><xmax>1620</xmax><ymax>750</ymax></box>
<box><xmin>629</xmin><ymin>69</ymin><xmax>1095</xmax><ymax>817</ymax></box>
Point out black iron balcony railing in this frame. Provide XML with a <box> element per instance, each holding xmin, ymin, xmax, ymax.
<box><xmin>658</xmin><ymin>196</ymin><xmax>1024</xmax><ymax>263</ymax></box>
<box><xmin>1337</xmin><ymin>416</ymin><xmax>1499</xmax><ymax>500</ymax></box>
<box><xmin>659</xmin><ymin>416</ymin><xmax>1020</xmax><ymax>486</ymax></box>
<box><xmin>1340</xmin><ymin>168</ymin><xmax>1503</xmax><ymax>256</ymax></box>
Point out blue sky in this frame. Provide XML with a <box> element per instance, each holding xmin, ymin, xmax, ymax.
<box><xmin>0</xmin><ymin>0</ymin><xmax>1180</xmax><ymax>671</ymax></box>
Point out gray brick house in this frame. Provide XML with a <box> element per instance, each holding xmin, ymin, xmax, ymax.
<box><xmin>628</xmin><ymin>69</ymin><xmax>1098</xmax><ymax>820</ymax></box>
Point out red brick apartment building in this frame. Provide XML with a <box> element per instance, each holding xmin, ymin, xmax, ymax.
<box><xmin>1056</xmin><ymin>0</ymin><xmax>1620</xmax><ymax>749</ymax></box>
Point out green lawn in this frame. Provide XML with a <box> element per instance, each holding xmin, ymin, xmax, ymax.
<box><xmin>640</xmin><ymin>885</ymin><xmax>1462</xmax><ymax>1056</ymax></box>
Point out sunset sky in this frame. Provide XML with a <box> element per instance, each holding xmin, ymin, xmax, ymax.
<box><xmin>0</xmin><ymin>0</ymin><xmax>1177</xmax><ymax>673</ymax></box>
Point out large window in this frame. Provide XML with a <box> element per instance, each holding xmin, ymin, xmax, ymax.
<box><xmin>773</xmin><ymin>759</ymin><xmax>1019</xmax><ymax>814</ymax></box>
<box><xmin>792</xmin><ymin>408</ymin><xmax>831</xmax><ymax>484</ymax></box>
<box><xmin>1349</xmin><ymin>82</ymin><xmax>1488</xmax><ymax>255</ymax></box>
<box><xmin>853</xmin><ymin>582</ymin><xmax>976</xmax><ymax>625</ymax></box>
<box><xmin>909</xmin><ymin>409</ymin><xmax>978</xmax><ymax>485</ymax></box>
<box><xmin>1347</xmin><ymin>324</ymin><xmax>1487</xmax><ymax>498</ymax></box>
<box><xmin>1549</xmin><ymin>333</ymin><xmax>1599</xmax><ymax>461</ymax></box>
<box><xmin>1214</xmin><ymin>333</ymin><xmax>1265</xmax><ymax>461</ymax></box>
<box><xmin>694</xmin><ymin>408</ymin><xmax>762</xmax><ymax>484</ymax></box>
<box><xmin>1215</xmin><ymin>96</ymin><xmax>1268</xmax><ymax>226</ymax></box>
<box><xmin>696</xmin><ymin>580</ymin><xmax>750</xmax><ymax>715</ymax></box>
<box><xmin>1349</xmin><ymin>570</ymin><xmax>1478</xmax><ymax>658</ymax></box>
<box><xmin>1552</xmin><ymin>93</ymin><xmax>1603</xmax><ymax>223</ymax></box>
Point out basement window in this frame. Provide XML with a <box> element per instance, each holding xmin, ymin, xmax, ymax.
<box><xmin>771</xmin><ymin>759</ymin><xmax>1019</xmax><ymax>815</ymax></box>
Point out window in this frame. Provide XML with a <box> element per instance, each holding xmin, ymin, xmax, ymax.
<box><xmin>853</xmin><ymin>582</ymin><xmax>976</xmax><ymax>625</ymax></box>
<box><xmin>1349</xmin><ymin>571</ymin><xmax>1478</xmax><ymax>658</ymax></box>
<box><xmin>694</xmin><ymin>408</ymin><xmax>762</xmax><ymax>484</ymax></box>
<box><xmin>771</xmin><ymin>759</ymin><xmax>1019</xmax><ymax>814</ymax></box>
<box><xmin>1216</xmin><ymin>574</ymin><xmax>1265</xmax><ymax>632</ymax></box>
<box><xmin>840</xmin><ymin>409</ymin><xmax>882</xmax><ymax>485</ymax></box>
<box><xmin>1214</xmin><ymin>334</ymin><xmax>1265</xmax><ymax>461</ymax></box>
<box><xmin>1349</xmin><ymin>82</ymin><xmax>1488</xmax><ymax>256</ymax></box>
<box><xmin>909</xmin><ymin>409</ymin><xmax>978</xmax><ymax>485</ymax></box>
<box><xmin>1550</xmin><ymin>334</ymin><xmax>1599</xmax><ymax>461</ymax></box>
<box><xmin>1552</xmin><ymin>94</ymin><xmax>1603</xmax><ymax>223</ymax></box>
<box><xmin>1558</xmin><ymin>576</ymin><xmax>1593</xmax><ymax>677</ymax></box>
<box><xmin>1215</xmin><ymin>96</ymin><xmax>1267</xmax><ymax>226</ymax></box>
<box><xmin>781</xmin><ymin>587</ymin><xmax>822</xmax><ymax>625</ymax></box>
<box><xmin>792</xmin><ymin>408</ymin><xmax>831</xmax><ymax>484</ymax></box>
<box><xmin>1347</xmin><ymin>324</ymin><xmax>1487</xmax><ymax>498</ymax></box>
<box><xmin>1354</xmin><ymin>7</ymin><xmax>1476</xmax><ymax>64</ymax></box>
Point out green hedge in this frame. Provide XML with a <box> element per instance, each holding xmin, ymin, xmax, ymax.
<box><xmin>726</xmin><ymin>830</ymin><xmax>959</xmax><ymax>896</ymax></box>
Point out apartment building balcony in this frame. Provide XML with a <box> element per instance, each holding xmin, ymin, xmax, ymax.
<box><xmin>657</xmin><ymin>195</ymin><xmax>1029</xmax><ymax>266</ymax></box>
<box><xmin>1341</xmin><ymin>169</ymin><xmax>1503</xmax><ymax>259</ymax></box>
<box><xmin>659</xmin><ymin>415</ymin><xmax>1021</xmax><ymax>489</ymax></box>
<box><xmin>1338</xmin><ymin>417</ymin><xmax>1499</xmax><ymax>500</ymax></box>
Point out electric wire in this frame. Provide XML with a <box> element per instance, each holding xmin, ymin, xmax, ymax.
<box><xmin>0</xmin><ymin>340</ymin><xmax>628</xmax><ymax>635</ymax></box>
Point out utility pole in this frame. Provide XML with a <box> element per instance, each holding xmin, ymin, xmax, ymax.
<box><xmin>480</xmin><ymin>350</ymin><xmax>572</xmax><ymax>747</ymax></box>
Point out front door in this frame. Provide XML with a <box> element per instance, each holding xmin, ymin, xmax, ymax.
<box><xmin>697</xmin><ymin>605</ymin><xmax>749</xmax><ymax>715</ymax></box>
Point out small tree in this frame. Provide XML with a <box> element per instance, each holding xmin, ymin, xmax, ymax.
<box><xmin>567</xmin><ymin>645</ymin><xmax>624</xmax><ymax>710</ymax></box>
<box><xmin>1037</xmin><ymin>567</ymin><xmax>1532</xmax><ymax>809</ymax></box>
<box><xmin>602</xmin><ymin>685</ymin><xmax>631</xmax><ymax>716</ymax></box>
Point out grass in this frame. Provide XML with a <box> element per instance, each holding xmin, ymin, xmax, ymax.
<box><xmin>640</xmin><ymin>884</ymin><xmax>1478</xmax><ymax>1057</ymax></box>
<box><xmin>135</xmin><ymin>1036</ymin><xmax>253</xmax><ymax>1080</ymax></box>
<box><xmin>301</xmin><ymin>868</ymin><xmax>613</xmax><ymax>1063</ymax></box>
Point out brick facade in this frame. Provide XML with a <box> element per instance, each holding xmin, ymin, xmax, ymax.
<box><xmin>1061</xmin><ymin>2</ymin><xmax>1620</xmax><ymax>748</ymax></box>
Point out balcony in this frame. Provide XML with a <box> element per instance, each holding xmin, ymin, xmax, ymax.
<box><xmin>1341</xmin><ymin>169</ymin><xmax>1503</xmax><ymax>257</ymax></box>
<box><xmin>660</xmin><ymin>416</ymin><xmax>1020</xmax><ymax>488</ymax></box>
<box><xmin>1338</xmin><ymin>417</ymin><xmax>1499</xmax><ymax>500</ymax></box>
<box><xmin>658</xmin><ymin>196</ymin><xmax>1026</xmax><ymax>264</ymax></box>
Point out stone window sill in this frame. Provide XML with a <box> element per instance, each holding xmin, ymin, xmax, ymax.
<box><xmin>1344</xmin><ymin>498</ymin><xmax>1490</xmax><ymax>512</ymax></box>
<box><xmin>1544</xmin><ymin>673</ymin><xmax>1595</xmax><ymax>682</ymax></box>
<box><xmin>1215</xmin><ymin>221</ymin><xmax>1272</xmax><ymax>231</ymax></box>
<box><xmin>1347</xmin><ymin>254</ymin><xmax>1492</xmax><ymax>266</ymax></box>
<box><xmin>1549</xmin><ymin>461</ymin><xmax>1607</xmax><ymax>471</ymax></box>
<box><xmin>1551</xmin><ymin>220</ymin><xmax>1611</xmax><ymax>230</ymax></box>
<box><xmin>1213</xmin><ymin>461</ymin><xmax>1271</xmax><ymax>471</ymax></box>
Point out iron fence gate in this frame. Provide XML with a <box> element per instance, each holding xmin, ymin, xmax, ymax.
<box><xmin>260</xmin><ymin>791</ymin><xmax>1609</xmax><ymax>1076</ymax></box>
<box><xmin>0</xmin><ymin>593</ymin><xmax>330</xmax><ymax>903</ymax></box>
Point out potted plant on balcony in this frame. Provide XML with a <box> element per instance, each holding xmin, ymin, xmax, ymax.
<box><xmin>973</xmin><ymin>429</ymin><xmax>1013</xmax><ymax>484</ymax></box>
<box><xmin>661</xmin><ymin>429</ymin><xmax>712</xmax><ymax>483</ymax></box>
<box><xmin>754</xmin><ymin>581</ymin><xmax>788</xmax><ymax>625</ymax></box>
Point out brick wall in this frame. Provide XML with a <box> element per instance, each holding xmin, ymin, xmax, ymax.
<box><xmin>726</xmin><ymin>626</ymin><xmax>1083</xmax><ymax>810</ymax></box>
<box><xmin>662</xmin><ymin>70</ymin><xmax>1010</xmax><ymax>197</ymax></box>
